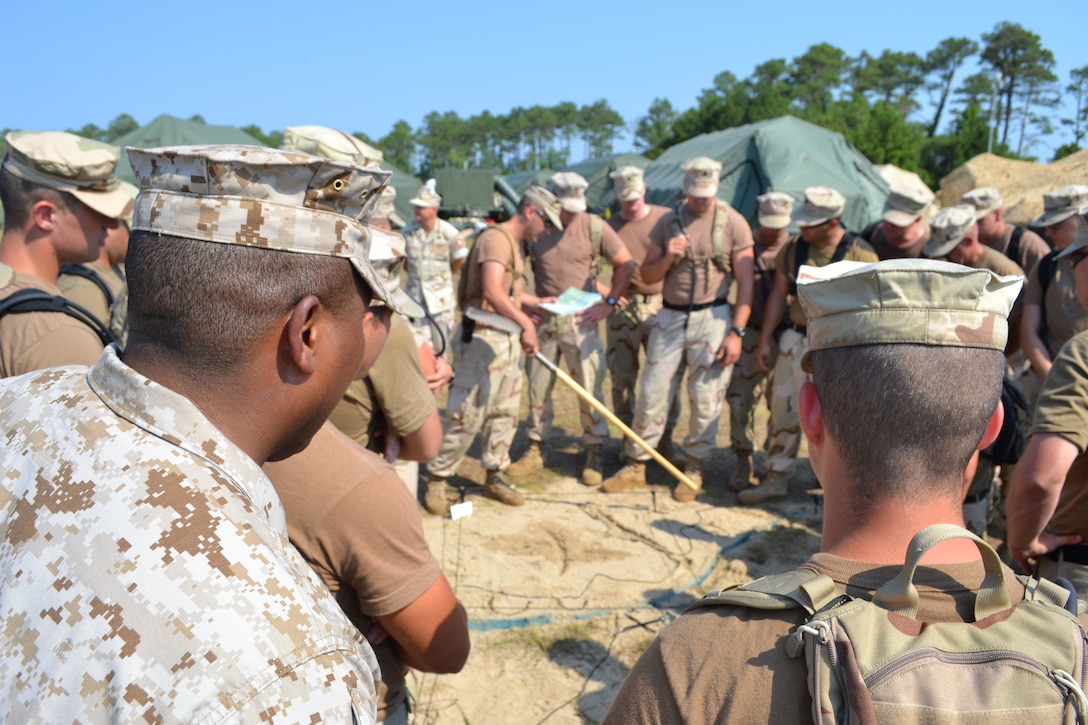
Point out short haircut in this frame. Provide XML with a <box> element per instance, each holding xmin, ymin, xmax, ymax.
<box><xmin>810</xmin><ymin>344</ymin><xmax>1004</xmax><ymax>511</ymax></box>
<box><xmin>0</xmin><ymin>166</ymin><xmax>75</xmax><ymax>228</ymax></box>
<box><xmin>517</xmin><ymin>195</ymin><xmax>536</xmax><ymax>215</ymax></box>
<box><xmin>125</xmin><ymin>231</ymin><xmax>362</xmax><ymax>375</ymax></box>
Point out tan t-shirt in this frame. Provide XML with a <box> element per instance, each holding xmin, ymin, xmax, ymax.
<box><xmin>462</xmin><ymin>225</ymin><xmax>524</xmax><ymax>314</ymax></box>
<box><xmin>778</xmin><ymin>236</ymin><xmax>880</xmax><ymax>326</ymax></box>
<box><xmin>607</xmin><ymin>205</ymin><xmax>670</xmax><ymax>296</ymax></box>
<box><xmin>602</xmin><ymin>553</ymin><xmax>1034</xmax><ymax>724</ymax></box>
<box><xmin>1024</xmin><ymin>253</ymin><xmax>1088</xmax><ymax>359</ymax></box>
<box><xmin>328</xmin><ymin>314</ymin><xmax>435</xmax><ymax>451</ymax></box>
<box><xmin>1031</xmin><ymin>330</ymin><xmax>1088</xmax><ymax>539</ymax></box>
<box><xmin>264</xmin><ymin>422</ymin><xmax>441</xmax><ymax>719</ymax></box>
<box><xmin>530</xmin><ymin>212</ymin><xmax>626</xmax><ymax>297</ymax></box>
<box><xmin>0</xmin><ymin>265</ymin><xmax>103</xmax><ymax>378</ymax></box>
<box><xmin>864</xmin><ymin>223</ymin><xmax>930</xmax><ymax>260</ymax></box>
<box><xmin>752</xmin><ymin>228</ymin><xmax>792</xmax><ymax>329</ymax></box>
<box><xmin>651</xmin><ymin>201</ymin><xmax>755</xmax><ymax>306</ymax></box>
<box><xmin>56</xmin><ymin>260</ymin><xmax>126</xmax><ymax>331</ymax></box>
<box><xmin>988</xmin><ymin>224</ymin><xmax>1052</xmax><ymax>279</ymax></box>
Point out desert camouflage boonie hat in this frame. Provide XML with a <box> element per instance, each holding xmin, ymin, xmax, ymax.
<box><xmin>126</xmin><ymin>144</ymin><xmax>402</xmax><ymax>314</ymax></box>
<box><xmin>681</xmin><ymin>157</ymin><xmax>721</xmax><ymax>199</ymax></box>
<box><xmin>757</xmin><ymin>190</ymin><xmax>795</xmax><ymax>229</ymax></box>
<box><xmin>3</xmin><ymin>130</ymin><xmax>133</xmax><ymax>220</ymax></box>
<box><xmin>280</xmin><ymin>125</ymin><xmax>384</xmax><ymax>167</ymax></box>
<box><xmin>523</xmin><ymin>185</ymin><xmax>564</xmax><ymax>231</ymax></box>
<box><xmin>882</xmin><ymin>184</ymin><xmax>933</xmax><ymax>227</ymax></box>
<box><xmin>793</xmin><ymin>186</ymin><xmax>846</xmax><ymax>227</ymax></box>
<box><xmin>609</xmin><ymin>166</ymin><xmax>645</xmax><ymax>203</ymax></box>
<box><xmin>796</xmin><ymin>258</ymin><xmax>1022</xmax><ymax>372</ymax></box>
<box><xmin>924</xmin><ymin>205</ymin><xmax>977</xmax><ymax>258</ymax></box>
<box><xmin>1032</xmin><ymin>186</ymin><xmax>1088</xmax><ymax>228</ymax></box>
<box><xmin>551</xmin><ymin>172</ymin><xmax>589</xmax><ymax>213</ymax></box>
<box><xmin>961</xmin><ymin>187</ymin><xmax>1003</xmax><ymax>221</ymax></box>
<box><xmin>367</xmin><ymin>226</ymin><xmax>424</xmax><ymax>319</ymax></box>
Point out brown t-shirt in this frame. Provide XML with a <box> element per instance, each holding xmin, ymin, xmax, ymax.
<box><xmin>56</xmin><ymin>260</ymin><xmax>126</xmax><ymax>332</ymax></box>
<box><xmin>531</xmin><ymin>212</ymin><xmax>626</xmax><ymax>297</ymax></box>
<box><xmin>987</xmin><ymin>225</ymin><xmax>1052</xmax><ymax>279</ymax></box>
<box><xmin>328</xmin><ymin>314</ymin><xmax>435</xmax><ymax>451</ymax></box>
<box><xmin>462</xmin><ymin>225</ymin><xmax>524</xmax><ymax>313</ymax></box>
<box><xmin>608</xmin><ymin>205</ymin><xmax>670</xmax><ymax>296</ymax></box>
<box><xmin>751</xmin><ymin>228</ymin><xmax>791</xmax><ymax>329</ymax></box>
<box><xmin>777</xmin><ymin>236</ymin><xmax>880</xmax><ymax>326</ymax></box>
<box><xmin>264</xmin><ymin>422</ymin><xmax>441</xmax><ymax>719</ymax></box>
<box><xmin>651</xmin><ymin>201</ymin><xmax>754</xmax><ymax>306</ymax></box>
<box><xmin>1024</xmin><ymin>254</ymin><xmax>1088</xmax><ymax>359</ymax></box>
<box><xmin>864</xmin><ymin>223</ymin><xmax>930</xmax><ymax>260</ymax></box>
<box><xmin>602</xmin><ymin>553</ymin><xmax>1032</xmax><ymax>724</ymax></box>
<box><xmin>1031</xmin><ymin>330</ymin><xmax>1088</xmax><ymax>539</ymax></box>
<box><xmin>0</xmin><ymin>265</ymin><xmax>103</xmax><ymax>378</ymax></box>
<box><xmin>971</xmin><ymin>246</ymin><xmax>1025</xmax><ymax>319</ymax></box>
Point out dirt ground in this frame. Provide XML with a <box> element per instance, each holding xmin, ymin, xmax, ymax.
<box><xmin>406</xmin><ymin>365</ymin><xmax>825</xmax><ymax>724</ymax></box>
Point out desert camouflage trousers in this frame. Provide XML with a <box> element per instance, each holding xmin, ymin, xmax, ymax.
<box><xmin>623</xmin><ymin>305</ymin><xmax>731</xmax><ymax>463</ymax></box>
<box><xmin>409</xmin><ymin>308</ymin><xmax>456</xmax><ymax>360</ymax></box>
<box><xmin>429</xmin><ymin>325</ymin><xmax>523</xmax><ymax>477</ymax></box>
<box><xmin>766</xmin><ymin>327</ymin><xmax>810</xmax><ymax>474</ymax></box>
<box><xmin>725</xmin><ymin>328</ymin><xmax>779</xmax><ymax>455</ymax></box>
<box><xmin>526</xmin><ymin>314</ymin><xmax>610</xmax><ymax>445</ymax></box>
<box><xmin>606</xmin><ymin>294</ymin><xmax>682</xmax><ymax>431</ymax></box>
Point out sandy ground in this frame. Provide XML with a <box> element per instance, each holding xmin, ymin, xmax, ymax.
<box><xmin>405</xmin><ymin>376</ymin><xmax>824</xmax><ymax>725</ymax></box>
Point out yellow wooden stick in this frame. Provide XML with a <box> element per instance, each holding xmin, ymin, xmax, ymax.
<box><xmin>533</xmin><ymin>353</ymin><xmax>698</xmax><ymax>491</ymax></box>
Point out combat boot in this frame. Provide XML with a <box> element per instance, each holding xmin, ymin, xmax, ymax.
<box><xmin>507</xmin><ymin>441</ymin><xmax>544</xmax><ymax>478</ymax></box>
<box><xmin>582</xmin><ymin>444</ymin><xmax>603</xmax><ymax>486</ymax></box>
<box><xmin>601</xmin><ymin>461</ymin><xmax>646</xmax><ymax>493</ymax></box>
<box><xmin>672</xmin><ymin>457</ymin><xmax>703</xmax><ymax>502</ymax></box>
<box><xmin>728</xmin><ymin>454</ymin><xmax>752</xmax><ymax>492</ymax></box>
<box><xmin>737</xmin><ymin>471</ymin><xmax>789</xmax><ymax>505</ymax></box>
<box><xmin>483</xmin><ymin>470</ymin><xmax>525</xmax><ymax>507</ymax></box>
<box><xmin>423</xmin><ymin>475</ymin><xmax>451</xmax><ymax>517</ymax></box>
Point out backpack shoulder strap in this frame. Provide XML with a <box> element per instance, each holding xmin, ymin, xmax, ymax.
<box><xmin>589</xmin><ymin>213</ymin><xmax>603</xmax><ymax>279</ymax></box>
<box><xmin>685</xmin><ymin>567</ymin><xmax>842</xmax><ymax>616</ymax></box>
<box><xmin>59</xmin><ymin>263</ymin><xmax>114</xmax><ymax>307</ymax></box>
<box><xmin>710</xmin><ymin>201</ymin><xmax>729</xmax><ymax>273</ymax></box>
<box><xmin>788</xmin><ymin>238</ymin><xmax>809</xmax><ymax>295</ymax></box>
<box><xmin>1039</xmin><ymin>249</ymin><xmax>1058</xmax><ymax>295</ymax></box>
<box><xmin>0</xmin><ymin>288</ymin><xmax>118</xmax><ymax>346</ymax></box>
<box><xmin>1008</xmin><ymin>226</ymin><xmax>1026</xmax><ymax>268</ymax></box>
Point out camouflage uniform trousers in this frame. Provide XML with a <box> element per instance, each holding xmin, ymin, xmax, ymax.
<box><xmin>623</xmin><ymin>305</ymin><xmax>732</xmax><ymax>463</ymax></box>
<box><xmin>526</xmin><ymin>313</ymin><xmax>610</xmax><ymax>445</ymax></box>
<box><xmin>765</xmin><ymin>327</ymin><xmax>810</xmax><ymax>475</ymax></box>
<box><xmin>428</xmin><ymin>325</ymin><xmax>523</xmax><ymax>477</ymax></box>
<box><xmin>409</xmin><ymin>308</ymin><xmax>456</xmax><ymax>360</ymax></box>
<box><xmin>725</xmin><ymin>327</ymin><xmax>780</xmax><ymax>456</ymax></box>
<box><xmin>606</xmin><ymin>294</ymin><xmax>683</xmax><ymax>430</ymax></box>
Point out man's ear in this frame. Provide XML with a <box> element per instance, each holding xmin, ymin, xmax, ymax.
<box><xmin>31</xmin><ymin>200</ymin><xmax>59</xmax><ymax>232</ymax></box>
<box><xmin>798</xmin><ymin>380</ymin><xmax>824</xmax><ymax>448</ymax></box>
<box><xmin>282</xmin><ymin>295</ymin><xmax>322</xmax><ymax>379</ymax></box>
<box><xmin>977</xmin><ymin>397</ymin><xmax>1005</xmax><ymax>452</ymax></box>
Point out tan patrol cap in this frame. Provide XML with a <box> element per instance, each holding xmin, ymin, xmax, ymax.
<box><xmin>126</xmin><ymin>144</ymin><xmax>402</xmax><ymax>315</ymax></box>
<box><xmin>523</xmin><ymin>185</ymin><xmax>564</xmax><ymax>231</ymax></box>
<box><xmin>3</xmin><ymin>130</ymin><xmax>133</xmax><ymax>220</ymax></box>
<box><xmin>1032</xmin><ymin>186</ymin><xmax>1088</xmax><ymax>228</ymax></box>
<box><xmin>924</xmin><ymin>205</ymin><xmax>977</xmax><ymax>258</ymax></box>
<box><xmin>551</xmin><ymin>172</ymin><xmax>589</xmax><ymax>213</ymax></box>
<box><xmin>609</xmin><ymin>166</ymin><xmax>645</xmax><ymax>203</ymax></box>
<box><xmin>792</xmin><ymin>186</ymin><xmax>846</xmax><ymax>227</ymax></box>
<box><xmin>797</xmin><ymin>258</ymin><xmax>1023</xmax><ymax>372</ymax></box>
<box><xmin>960</xmin><ymin>187</ymin><xmax>1003</xmax><ymax>221</ymax></box>
<box><xmin>757</xmin><ymin>191</ymin><xmax>794</xmax><ymax>229</ymax></box>
<box><xmin>410</xmin><ymin>178</ymin><xmax>441</xmax><ymax>209</ymax></box>
<box><xmin>882</xmin><ymin>184</ymin><xmax>933</xmax><ymax>227</ymax></box>
<box><xmin>681</xmin><ymin>157</ymin><xmax>721</xmax><ymax>199</ymax></box>
<box><xmin>280</xmin><ymin>125</ymin><xmax>384</xmax><ymax>167</ymax></box>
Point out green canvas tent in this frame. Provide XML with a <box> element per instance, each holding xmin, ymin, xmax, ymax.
<box><xmin>643</xmin><ymin>115</ymin><xmax>889</xmax><ymax>232</ymax></box>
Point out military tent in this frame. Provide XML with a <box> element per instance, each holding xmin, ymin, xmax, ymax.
<box><xmin>643</xmin><ymin>115</ymin><xmax>889</xmax><ymax>232</ymax></box>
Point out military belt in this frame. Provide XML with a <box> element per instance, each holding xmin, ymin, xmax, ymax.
<box><xmin>661</xmin><ymin>296</ymin><xmax>729</xmax><ymax>313</ymax></box>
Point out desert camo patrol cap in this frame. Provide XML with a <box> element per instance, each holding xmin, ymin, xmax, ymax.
<box><xmin>523</xmin><ymin>185</ymin><xmax>564</xmax><ymax>230</ymax></box>
<box><xmin>609</xmin><ymin>166</ymin><xmax>645</xmax><ymax>203</ymax></box>
<box><xmin>924</xmin><ymin>205</ymin><xmax>977</xmax><ymax>258</ymax></box>
<box><xmin>367</xmin><ymin>226</ymin><xmax>425</xmax><ymax>319</ymax></box>
<box><xmin>681</xmin><ymin>157</ymin><xmax>721</xmax><ymax>198</ymax></box>
<box><xmin>757</xmin><ymin>191</ymin><xmax>795</xmax><ymax>229</ymax></box>
<box><xmin>796</xmin><ymin>258</ymin><xmax>1022</xmax><ymax>372</ymax></box>
<box><xmin>961</xmin><ymin>187</ymin><xmax>1003</xmax><ymax>221</ymax></box>
<box><xmin>551</xmin><ymin>172</ymin><xmax>590</xmax><ymax>212</ymax></box>
<box><xmin>792</xmin><ymin>186</ymin><xmax>846</xmax><ymax>227</ymax></box>
<box><xmin>3</xmin><ymin>130</ymin><xmax>133</xmax><ymax>220</ymax></box>
<box><xmin>280</xmin><ymin>125</ymin><xmax>384</xmax><ymax>167</ymax></box>
<box><xmin>1032</xmin><ymin>186</ymin><xmax>1088</xmax><ymax>228</ymax></box>
<box><xmin>882</xmin><ymin>184</ymin><xmax>934</xmax><ymax>227</ymax></box>
<box><xmin>126</xmin><ymin>144</ymin><xmax>402</xmax><ymax>314</ymax></box>
<box><xmin>410</xmin><ymin>178</ymin><xmax>441</xmax><ymax>208</ymax></box>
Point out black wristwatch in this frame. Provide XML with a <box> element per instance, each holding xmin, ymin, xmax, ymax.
<box><xmin>606</xmin><ymin>296</ymin><xmax>617</xmax><ymax>307</ymax></box>
<box><xmin>729</xmin><ymin>326</ymin><xmax>746</xmax><ymax>338</ymax></box>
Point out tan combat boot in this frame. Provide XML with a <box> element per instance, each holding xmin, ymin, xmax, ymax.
<box><xmin>737</xmin><ymin>471</ymin><xmax>789</xmax><ymax>504</ymax></box>
<box><xmin>601</xmin><ymin>461</ymin><xmax>646</xmax><ymax>493</ymax></box>
<box><xmin>483</xmin><ymin>470</ymin><xmax>525</xmax><ymax>507</ymax></box>
<box><xmin>582</xmin><ymin>444</ymin><xmax>603</xmax><ymax>486</ymax></box>
<box><xmin>423</xmin><ymin>475</ymin><xmax>451</xmax><ymax>516</ymax></box>
<box><xmin>672</xmin><ymin>457</ymin><xmax>703</xmax><ymax>502</ymax></box>
<box><xmin>728</xmin><ymin>454</ymin><xmax>752</xmax><ymax>492</ymax></box>
<box><xmin>507</xmin><ymin>441</ymin><xmax>544</xmax><ymax>478</ymax></box>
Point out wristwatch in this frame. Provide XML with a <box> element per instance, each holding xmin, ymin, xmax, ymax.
<box><xmin>606</xmin><ymin>296</ymin><xmax>617</xmax><ymax>307</ymax></box>
<box><xmin>729</xmin><ymin>326</ymin><xmax>746</xmax><ymax>338</ymax></box>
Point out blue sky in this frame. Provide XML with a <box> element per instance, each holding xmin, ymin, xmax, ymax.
<box><xmin>5</xmin><ymin>0</ymin><xmax>1084</xmax><ymax>159</ymax></box>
